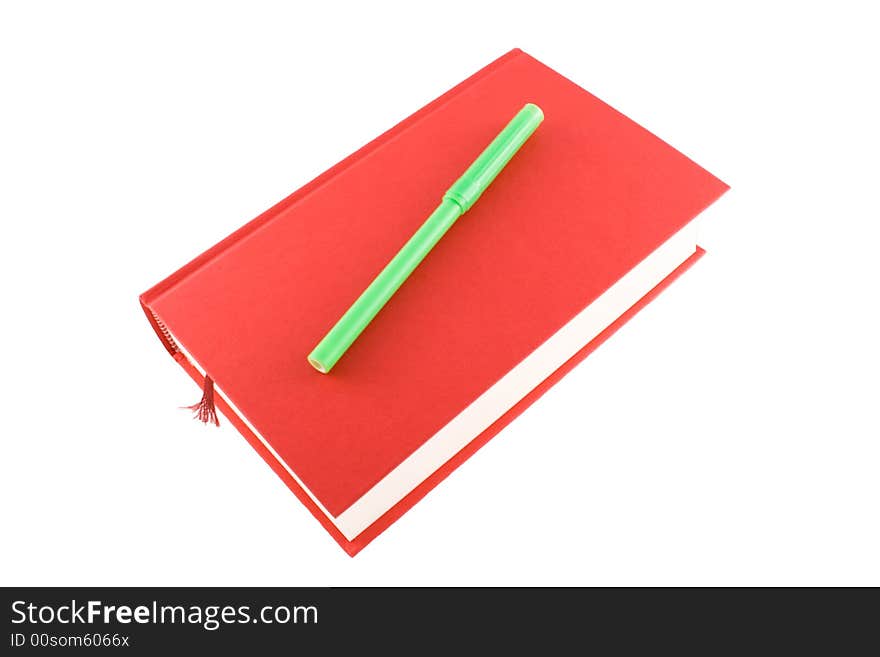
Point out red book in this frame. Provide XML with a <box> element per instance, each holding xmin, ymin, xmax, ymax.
<box><xmin>140</xmin><ymin>49</ymin><xmax>728</xmax><ymax>555</ymax></box>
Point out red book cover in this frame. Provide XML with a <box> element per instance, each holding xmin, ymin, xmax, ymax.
<box><xmin>140</xmin><ymin>49</ymin><xmax>728</xmax><ymax>555</ymax></box>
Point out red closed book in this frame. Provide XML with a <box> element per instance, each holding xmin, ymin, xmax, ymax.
<box><xmin>140</xmin><ymin>49</ymin><xmax>728</xmax><ymax>555</ymax></box>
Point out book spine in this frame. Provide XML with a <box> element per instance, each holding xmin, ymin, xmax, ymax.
<box><xmin>140</xmin><ymin>301</ymin><xmax>179</xmax><ymax>356</ymax></box>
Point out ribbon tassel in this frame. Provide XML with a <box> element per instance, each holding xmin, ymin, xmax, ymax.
<box><xmin>186</xmin><ymin>375</ymin><xmax>219</xmax><ymax>426</ymax></box>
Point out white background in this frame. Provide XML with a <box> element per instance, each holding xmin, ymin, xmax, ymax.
<box><xmin>2</xmin><ymin>1</ymin><xmax>878</xmax><ymax>586</ymax></box>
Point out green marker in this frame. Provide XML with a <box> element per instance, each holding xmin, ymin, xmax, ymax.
<box><xmin>308</xmin><ymin>103</ymin><xmax>544</xmax><ymax>374</ymax></box>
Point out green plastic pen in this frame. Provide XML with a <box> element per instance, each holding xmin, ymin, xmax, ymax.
<box><xmin>308</xmin><ymin>103</ymin><xmax>544</xmax><ymax>374</ymax></box>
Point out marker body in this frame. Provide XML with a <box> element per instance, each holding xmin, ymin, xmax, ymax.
<box><xmin>308</xmin><ymin>199</ymin><xmax>461</xmax><ymax>373</ymax></box>
<box><xmin>308</xmin><ymin>103</ymin><xmax>544</xmax><ymax>373</ymax></box>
